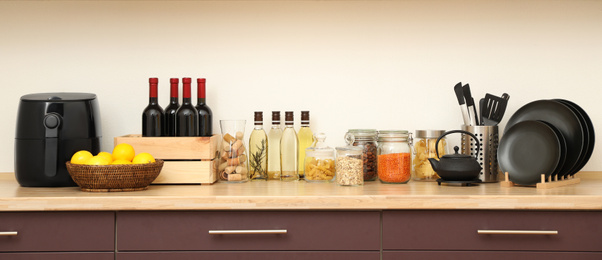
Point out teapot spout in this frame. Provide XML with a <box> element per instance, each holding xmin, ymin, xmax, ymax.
<box><xmin>428</xmin><ymin>158</ymin><xmax>439</xmax><ymax>171</ymax></box>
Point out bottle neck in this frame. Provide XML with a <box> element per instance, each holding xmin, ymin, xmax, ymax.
<box><xmin>182</xmin><ymin>82</ymin><xmax>192</xmax><ymax>105</ymax></box>
<box><xmin>285</xmin><ymin>121</ymin><xmax>294</xmax><ymax>127</ymax></box>
<box><xmin>149</xmin><ymin>84</ymin><xmax>159</xmax><ymax>105</ymax></box>
<box><xmin>197</xmin><ymin>80</ymin><xmax>206</xmax><ymax>105</ymax></box>
<box><xmin>254</xmin><ymin>124</ymin><xmax>264</xmax><ymax>130</ymax></box>
<box><xmin>170</xmin><ymin>83</ymin><xmax>179</xmax><ymax>105</ymax></box>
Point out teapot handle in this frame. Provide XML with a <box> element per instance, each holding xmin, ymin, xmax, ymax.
<box><xmin>435</xmin><ymin>130</ymin><xmax>480</xmax><ymax>160</ymax></box>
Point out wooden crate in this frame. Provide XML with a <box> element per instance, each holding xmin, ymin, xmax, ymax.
<box><xmin>114</xmin><ymin>134</ymin><xmax>219</xmax><ymax>184</ymax></box>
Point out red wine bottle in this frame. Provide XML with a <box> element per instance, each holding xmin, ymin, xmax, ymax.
<box><xmin>164</xmin><ymin>78</ymin><xmax>180</xmax><ymax>136</ymax></box>
<box><xmin>142</xmin><ymin>77</ymin><xmax>164</xmax><ymax>137</ymax></box>
<box><xmin>176</xmin><ymin>77</ymin><xmax>199</xmax><ymax>136</ymax></box>
<box><xmin>195</xmin><ymin>78</ymin><xmax>213</xmax><ymax>137</ymax></box>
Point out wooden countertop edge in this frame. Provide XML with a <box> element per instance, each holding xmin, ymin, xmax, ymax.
<box><xmin>1</xmin><ymin>195</ymin><xmax>601</xmax><ymax>211</ymax></box>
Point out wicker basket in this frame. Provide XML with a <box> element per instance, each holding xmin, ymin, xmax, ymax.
<box><xmin>66</xmin><ymin>160</ymin><xmax>164</xmax><ymax>192</ymax></box>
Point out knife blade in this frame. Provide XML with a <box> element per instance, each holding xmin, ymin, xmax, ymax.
<box><xmin>453</xmin><ymin>82</ymin><xmax>470</xmax><ymax>125</ymax></box>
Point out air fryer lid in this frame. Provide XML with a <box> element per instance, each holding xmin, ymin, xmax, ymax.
<box><xmin>21</xmin><ymin>92</ymin><xmax>97</xmax><ymax>102</ymax></box>
<box><xmin>16</xmin><ymin>92</ymin><xmax>101</xmax><ymax>139</ymax></box>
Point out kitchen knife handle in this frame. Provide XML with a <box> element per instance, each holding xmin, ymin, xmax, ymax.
<box><xmin>477</xmin><ymin>230</ymin><xmax>558</xmax><ymax>235</ymax></box>
<box><xmin>208</xmin><ymin>229</ymin><xmax>287</xmax><ymax>235</ymax></box>
<box><xmin>0</xmin><ymin>231</ymin><xmax>18</xmax><ymax>236</ymax></box>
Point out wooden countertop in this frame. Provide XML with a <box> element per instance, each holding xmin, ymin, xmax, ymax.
<box><xmin>1</xmin><ymin>172</ymin><xmax>602</xmax><ymax>211</ymax></box>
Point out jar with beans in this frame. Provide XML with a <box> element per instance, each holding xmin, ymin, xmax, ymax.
<box><xmin>344</xmin><ymin>129</ymin><xmax>378</xmax><ymax>181</ymax></box>
<box><xmin>377</xmin><ymin>130</ymin><xmax>412</xmax><ymax>184</ymax></box>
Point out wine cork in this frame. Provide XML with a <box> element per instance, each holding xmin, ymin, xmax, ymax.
<box><xmin>236</xmin><ymin>131</ymin><xmax>244</xmax><ymax>140</ymax></box>
<box><xmin>232</xmin><ymin>140</ymin><xmax>243</xmax><ymax>151</ymax></box>
<box><xmin>227</xmin><ymin>157</ymin><xmax>240</xmax><ymax>166</ymax></box>
<box><xmin>236</xmin><ymin>166</ymin><xmax>248</xmax><ymax>175</ymax></box>
<box><xmin>223</xmin><ymin>133</ymin><xmax>236</xmax><ymax>143</ymax></box>
<box><xmin>225</xmin><ymin>166</ymin><xmax>236</xmax><ymax>174</ymax></box>
<box><xmin>228</xmin><ymin>173</ymin><xmax>242</xmax><ymax>181</ymax></box>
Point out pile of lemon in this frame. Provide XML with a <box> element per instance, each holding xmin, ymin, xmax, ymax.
<box><xmin>70</xmin><ymin>143</ymin><xmax>156</xmax><ymax>165</ymax></box>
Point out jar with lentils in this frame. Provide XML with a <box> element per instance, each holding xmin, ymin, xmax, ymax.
<box><xmin>377</xmin><ymin>130</ymin><xmax>412</xmax><ymax>184</ymax></box>
<box><xmin>344</xmin><ymin>129</ymin><xmax>378</xmax><ymax>181</ymax></box>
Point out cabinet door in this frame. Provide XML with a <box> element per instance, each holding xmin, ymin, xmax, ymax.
<box><xmin>0</xmin><ymin>212</ymin><xmax>114</xmax><ymax>252</ymax></box>
<box><xmin>117</xmin><ymin>251</ymin><xmax>380</xmax><ymax>260</ymax></box>
<box><xmin>117</xmin><ymin>211</ymin><xmax>380</xmax><ymax>251</ymax></box>
<box><xmin>383</xmin><ymin>210</ymin><xmax>602</xmax><ymax>251</ymax></box>
<box><xmin>0</xmin><ymin>252</ymin><xmax>114</xmax><ymax>260</ymax></box>
<box><xmin>383</xmin><ymin>251</ymin><xmax>602</xmax><ymax>260</ymax></box>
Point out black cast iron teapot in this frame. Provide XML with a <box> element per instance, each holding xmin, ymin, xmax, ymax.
<box><xmin>428</xmin><ymin>130</ymin><xmax>482</xmax><ymax>181</ymax></box>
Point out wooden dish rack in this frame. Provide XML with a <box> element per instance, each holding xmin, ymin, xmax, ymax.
<box><xmin>500</xmin><ymin>172</ymin><xmax>581</xmax><ymax>189</ymax></box>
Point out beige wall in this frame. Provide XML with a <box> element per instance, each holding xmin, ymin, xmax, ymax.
<box><xmin>1</xmin><ymin>0</ymin><xmax>601</xmax><ymax>171</ymax></box>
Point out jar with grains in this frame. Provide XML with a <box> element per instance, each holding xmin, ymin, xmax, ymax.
<box><xmin>335</xmin><ymin>146</ymin><xmax>364</xmax><ymax>186</ymax></box>
<box><xmin>377</xmin><ymin>130</ymin><xmax>412</xmax><ymax>184</ymax></box>
<box><xmin>305</xmin><ymin>133</ymin><xmax>335</xmax><ymax>182</ymax></box>
<box><xmin>413</xmin><ymin>130</ymin><xmax>448</xmax><ymax>181</ymax></box>
<box><xmin>344</xmin><ymin>129</ymin><xmax>378</xmax><ymax>181</ymax></box>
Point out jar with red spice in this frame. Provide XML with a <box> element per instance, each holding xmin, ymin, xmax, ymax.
<box><xmin>344</xmin><ymin>129</ymin><xmax>378</xmax><ymax>181</ymax></box>
<box><xmin>377</xmin><ymin>130</ymin><xmax>412</xmax><ymax>184</ymax></box>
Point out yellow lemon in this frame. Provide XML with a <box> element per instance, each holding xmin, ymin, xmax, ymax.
<box><xmin>85</xmin><ymin>155</ymin><xmax>110</xmax><ymax>165</ymax></box>
<box><xmin>132</xmin><ymin>152</ymin><xmax>155</xmax><ymax>164</ymax></box>
<box><xmin>97</xmin><ymin>152</ymin><xmax>113</xmax><ymax>164</ymax></box>
<box><xmin>111</xmin><ymin>159</ymin><xmax>133</xmax><ymax>165</ymax></box>
<box><xmin>112</xmin><ymin>143</ymin><xmax>135</xmax><ymax>162</ymax></box>
<box><xmin>71</xmin><ymin>150</ymin><xmax>93</xmax><ymax>164</ymax></box>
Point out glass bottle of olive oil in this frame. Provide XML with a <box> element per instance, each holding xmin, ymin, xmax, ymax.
<box><xmin>249</xmin><ymin>111</ymin><xmax>268</xmax><ymax>181</ymax></box>
<box><xmin>280</xmin><ymin>111</ymin><xmax>299</xmax><ymax>181</ymax></box>
<box><xmin>267</xmin><ymin>111</ymin><xmax>283</xmax><ymax>180</ymax></box>
<box><xmin>297</xmin><ymin>111</ymin><xmax>314</xmax><ymax>179</ymax></box>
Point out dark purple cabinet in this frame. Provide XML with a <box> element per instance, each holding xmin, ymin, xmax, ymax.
<box><xmin>0</xmin><ymin>252</ymin><xmax>114</xmax><ymax>260</ymax></box>
<box><xmin>382</xmin><ymin>210</ymin><xmax>602</xmax><ymax>252</ymax></box>
<box><xmin>117</xmin><ymin>251</ymin><xmax>380</xmax><ymax>260</ymax></box>
<box><xmin>383</xmin><ymin>251</ymin><xmax>602</xmax><ymax>260</ymax></box>
<box><xmin>116</xmin><ymin>211</ymin><xmax>380</xmax><ymax>251</ymax></box>
<box><xmin>0</xmin><ymin>212</ymin><xmax>114</xmax><ymax>252</ymax></box>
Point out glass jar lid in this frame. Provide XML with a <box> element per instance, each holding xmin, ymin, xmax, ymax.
<box><xmin>335</xmin><ymin>146</ymin><xmax>363</xmax><ymax>156</ymax></box>
<box><xmin>345</xmin><ymin>129</ymin><xmax>378</xmax><ymax>144</ymax></box>
<box><xmin>415</xmin><ymin>130</ymin><xmax>445</xmax><ymax>139</ymax></box>
<box><xmin>378</xmin><ymin>130</ymin><xmax>409</xmax><ymax>142</ymax></box>
<box><xmin>306</xmin><ymin>133</ymin><xmax>334</xmax><ymax>158</ymax></box>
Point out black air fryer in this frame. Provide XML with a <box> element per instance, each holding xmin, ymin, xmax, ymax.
<box><xmin>15</xmin><ymin>93</ymin><xmax>102</xmax><ymax>187</ymax></box>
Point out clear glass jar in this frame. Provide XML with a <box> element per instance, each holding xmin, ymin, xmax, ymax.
<box><xmin>305</xmin><ymin>133</ymin><xmax>335</xmax><ymax>182</ymax></box>
<box><xmin>335</xmin><ymin>146</ymin><xmax>364</xmax><ymax>186</ymax></box>
<box><xmin>413</xmin><ymin>130</ymin><xmax>448</xmax><ymax>181</ymax></box>
<box><xmin>344</xmin><ymin>129</ymin><xmax>378</xmax><ymax>181</ymax></box>
<box><xmin>377</xmin><ymin>130</ymin><xmax>412</xmax><ymax>184</ymax></box>
<box><xmin>218</xmin><ymin>120</ymin><xmax>249</xmax><ymax>183</ymax></box>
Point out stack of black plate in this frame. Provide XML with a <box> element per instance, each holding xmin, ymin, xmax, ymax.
<box><xmin>498</xmin><ymin>99</ymin><xmax>595</xmax><ymax>185</ymax></box>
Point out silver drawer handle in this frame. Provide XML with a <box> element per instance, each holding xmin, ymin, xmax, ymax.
<box><xmin>208</xmin><ymin>229</ymin><xmax>287</xmax><ymax>235</ymax></box>
<box><xmin>478</xmin><ymin>230</ymin><xmax>558</xmax><ymax>235</ymax></box>
<box><xmin>0</xmin><ymin>231</ymin><xmax>18</xmax><ymax>236</ymax></box>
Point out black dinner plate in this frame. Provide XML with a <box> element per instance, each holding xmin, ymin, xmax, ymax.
<box><xmin>504</xmin><ymin>100</ymin><xmax>584</xmax><ymax>178</ymax></box>
<box><xmin>498</xmin><ymin>120</ymin><xmax>562</xmax><ymax>185</ymax></box>
<box><xmin>555</xmin><ymin>99</ymin><xmax>595</xmax><ymax>175</ymax></box>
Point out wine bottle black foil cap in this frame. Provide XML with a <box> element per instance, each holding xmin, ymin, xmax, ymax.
<box><xmin>254</xmin><ymin>111</ymin><xmax>263</xmax><ymax>125</ymax></box>
<box><xmin>285</xmin><ymin>111</ymin><xmax>294</xmax><ymax>125</ymax></box>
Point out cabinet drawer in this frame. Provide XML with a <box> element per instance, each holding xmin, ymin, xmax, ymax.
<box><xmin>383</xmin><ymin>210</ymin><xmax>602</xmax><ymax>251</ymax></box>
<box><xmin>384</xmin><ymin>251</ymin><xmax>602</xmax><ymax>260</ymax></box>
<box><xmin>0</xmin><ymin>252</ymin><xmax>114</xmax><ymax>260</ymax></box>
<box><xmin>118</xmin><ymin>251</ymin><xmax>380</xmax><ymax>260</ymax></box>
<box><xmin>0</xmin><ymin>212</ymin><xmax>114</xmax><ymax>252</ymax></box>
<box><xmin>117</xmin><ymin>211</ymin><xmax>379</xmax><ymax>251</ymax></box>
